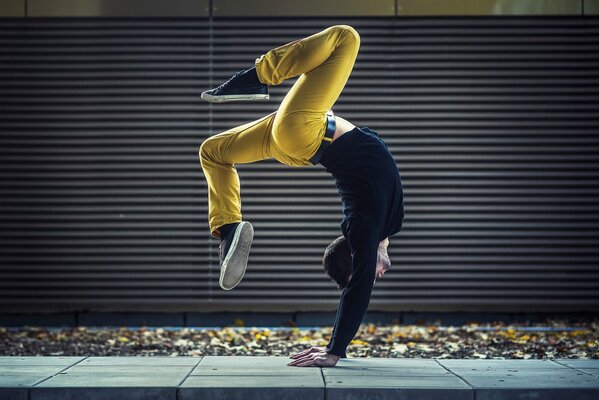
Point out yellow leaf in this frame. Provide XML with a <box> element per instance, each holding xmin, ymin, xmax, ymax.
<box><xmin>350</xmin><ymin>339</ymin><xmax>369</xmax><ymax>346</ymax></box>
<box><xmin>118</xmin><ymin>336</ymin><xmax>129</xmax><ymax>343</ymax></box>
<box><xmin>570</xmin><ymin>330</ymin><xmax>589</xmax><ymax>337</ymax></box>
<box><xmin>512</xmin><ymin>334</ymin><xmax>531</xmax><ymax>344</ymax></box>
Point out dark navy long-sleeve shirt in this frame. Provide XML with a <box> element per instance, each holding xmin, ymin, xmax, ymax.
<box><xmin>319</xmin><ymin>126</ymin><xmax>404</xmax><ymax>358</ymax></box>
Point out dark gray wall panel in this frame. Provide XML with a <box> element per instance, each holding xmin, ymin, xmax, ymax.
<box><xmin>1</xmin><ymin>16</ymin><xmax>598</xmax><ymax>313</ymax></box>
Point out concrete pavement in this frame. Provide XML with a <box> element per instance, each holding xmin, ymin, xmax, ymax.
<box><xmin>1</xmin><ymin>356</ymin><xmax>598</xmax><ymax>400</ymax></box>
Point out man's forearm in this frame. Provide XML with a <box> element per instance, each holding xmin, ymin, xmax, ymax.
<box><xmin>326</xmin><ymin>281</ymin><xmax>376</xmax><ymax>357</ymax></box>
<box><xmin>326</xmin><ymin>227</ymin><xmax>379</xmax><ymax>358</ymax></box>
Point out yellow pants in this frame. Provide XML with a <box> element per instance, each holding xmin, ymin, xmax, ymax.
<box><xmin>199</xmin><ymin>25</ymin><xmax>361</xmax><ymax>238</ymax></box>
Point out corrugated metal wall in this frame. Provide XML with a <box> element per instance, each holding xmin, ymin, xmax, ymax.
<box><xmin>1</xmin><ymin>16</ymin><xmax>598</xmax><ymax>313</ymax></box>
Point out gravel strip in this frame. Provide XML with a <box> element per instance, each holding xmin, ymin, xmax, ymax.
<box><xmin>2</xmin><ymin>318</ymin><xmax>598</xmax><ymax>359</ymax></box>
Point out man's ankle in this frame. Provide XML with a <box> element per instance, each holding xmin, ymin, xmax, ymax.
<box><xmin>219</xmin><ymin>222</ymin><xmax>239</xmax><ymax>240</ymax></box>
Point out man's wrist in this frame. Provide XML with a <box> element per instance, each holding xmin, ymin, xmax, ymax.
<box><xmin>326</xmin><ymin>351</ymin><xmax>341</xmax><ymax>361</ymax></box>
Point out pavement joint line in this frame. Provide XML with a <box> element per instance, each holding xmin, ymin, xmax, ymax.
<box><xmin>319</xmin><ymin>366</ymin><xmax>327</xmax><ymax>400</ymax></box>
<box><xmin>176</xmin><ymin>356</ymin><xmax>204</xmax><ymax>389</ymax></box>
<box><xmin>30</xmin><ymin>356</ymin><xmax>88</xmax><ymax>388</ymax></box>
<box><xmin>550</xmin><ymin>359</ymin><xmax>597</xmax><ymax>378</ymax></box>
<box><xmin>433</xmin><ymin>358</ymin><xmax>476</xmax><ymax>392</ymax></box>
<box><xmin>26</xmin><ymin>356</ymin><xmax>89</xmax><ymax>400</ymax></box>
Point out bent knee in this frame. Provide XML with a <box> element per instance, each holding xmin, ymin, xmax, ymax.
<box><xmin>334</xmin><ymin>24</ymin><xmax>360</xmax><ymax>45</ymax></box>
<box><xmin>199</xmin><ymin>136</ymin><xmax>219</xmax><ymax>162</ymax></box>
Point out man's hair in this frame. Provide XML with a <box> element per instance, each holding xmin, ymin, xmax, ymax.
<box><xmin>323</xmin><ymin>235</ymin><xmax>353</xmax><ymax>289</ymax></box>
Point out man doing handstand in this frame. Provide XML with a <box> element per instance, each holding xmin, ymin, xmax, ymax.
<box><xmin>199</xmin><ymin>25</ymin><xmax>404</xmax><ymax>367</ymax></box>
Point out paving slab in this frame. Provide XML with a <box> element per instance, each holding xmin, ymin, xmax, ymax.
<box><xmin>0</xmin><ymin>357</ymin><xmax>85</xmax><ymax>366</ymax></box>
<box><xmin>552</xmin><ymin>359</ymin><xmax>599</xmax><ymax>378</ymax></box>
<box><xmin>191</xmin><ymin>355</ymin><xmax>317</xmax><ymax>375</ymax></box>
<box><xmin>576</xmin><ymin>369</ymin><xmax>599</xmax><ymax>378</ymax></box>
<box><xmin>453</xmin><ymin>368</ymin><xmax>590</xmax><ymax>377</ymax></box>
<box><xmin>0</xmin><ymin>366</ymin><xmax>72</xmax><ymax>374</ymax></box>
<box><xmin>78</xmin><ymin>356</ymin><xmax>200</xmax><ymax>365</ymax></box>
<box><xmin>194</xmin><ymin>355</ymin><xmax>297</xmax><ymax>368</ymax></box>
<box><xmin>463</xmin><ymin>371</ymin><xmax>598</xmax><ymax>385</ymax></box>
<box><xmin>0</xmin><ymin>374</ymin><xmax>57</xmax><ymax>386</ymax></box>
<box><xmin>325</xmin><ymin>375</ymin><xmax>472</xmax><ymax>400</ymax></box>
<box><xmin>29</xmin><ymin>357</ymin><xmax>201</xmax><ymax>400</ymax></box>
<box><xmin>34</xmin><ymin>372</ymin><xmax>187</xmax><ymax>386</ymax></box>
<box><xmin>331</xmin><ymin>357</ymin><xmax>446</xmax><ymax>369</ymax></box>
<box><xmin>0</xmin><ymin>357</ymin><xmax>85</xmax><ymax>400</ymax></box>
<box><xmin>179</xmin><ymin>375</ymin><xmax>324</xmax><ymax>400</ymax></box>
<box><xmin>453</xmin><ymin>366</ymin><xmax>599</xmax><ymax>400</ymax></box>
<box><xmin>474</xmin><ymin>388</ymin><xmax>599</xmax><ymax>400</ymax></box>
<box><xmin>323</xmin><ymin>366</ymin><xmax>455</xmax><ymax>376</ymax></box>
<box><xmin>191</xmin><ymin>366</ymin><xmax>318</xmax><ymax>375</ymax></box>
<box><xmin>184</xmin><ymin>355</ymin><xmax>324</xmax><ymax>399</ymax></box>
<box><xmin>62</xmin><ymin>365</ymin><xmax>195</xmax><ymax>375</ymax></box>
<box><xmin>31</xmin><ymin>386</ymin><xmax>176</xmax><ymax>400</ymax></box>
<box><xmin>438</xmin><ymin>359</ymin><xmax>565</xmax><ymax>370</ymax></box>
<box><xmin>553</xmin><ymin>359</ymin><xmax>599</xmax><ymax>369</ymax></box>
<box><xmin>31</xmin><ymin>373</ymin><xmax>182</xmax><ymax>400</ymax></box>
<box><xmin>0</xmin><ymin>387</ymin><xmax>28</xmax><ymax>400</ymax></box>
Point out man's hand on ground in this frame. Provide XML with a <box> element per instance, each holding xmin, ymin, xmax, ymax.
<box><xmin>289</xmin><ymin>345</ymin><xmax>326</xmax><ymax>359</ymax></box>
<box><xmin>288</xmin><ymin>346</ymin><xmax>340</xmax><ymax>367</ymax></box>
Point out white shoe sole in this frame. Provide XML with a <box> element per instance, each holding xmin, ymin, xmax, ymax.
<box><xmin>201</xmin><ymin>92</ymin><xmax>269</xmax><ymax>103</ymax></box>
<box><xmin>219</xmin><ymin>221</ymin><xmax>254</xmax><ymax>291</ymax></box>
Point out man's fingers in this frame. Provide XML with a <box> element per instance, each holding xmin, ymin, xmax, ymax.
<box><xmin>289</xmin><ymin>349</ymin><xmax>311</xmax><ymax>359</ymax></box>
<box><xmin>288</xmin><ymin>355</ymin><xmax>307</xmax><ymax>366</ymax></box>
<box><xmin>288</xmin><ymin>353</ymin><xmax>316</xmax><ymax>366</ymax></box>
<box><xmin>290</xmin><ymin>346</ymin><xmax>321</xmax><ymax>359</ymax></box>
<box><xmin>289</xmin><ymin>354</ymin><xmax>312</xmax><ymax>365</ymax></box>
<box><xmin>295</xmin><ymin>358</ymin><xmax>316</xmax><ymax>367</ymax></box>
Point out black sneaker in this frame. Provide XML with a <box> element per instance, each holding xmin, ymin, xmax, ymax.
<box><xmin>201</xmin><ymin>68</ymin><xmax>269</xmax><ymax>103</ymax></box>
<box><xmin>218</xmin><ymin>221</ymin><xmax>254</xmax><ymax>290</ymax></box>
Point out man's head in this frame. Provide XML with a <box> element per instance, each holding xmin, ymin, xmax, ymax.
<box><xmin>323</xmin><ymin>236</ymin><xmax>391</xmax><ymax>289</ymax></box>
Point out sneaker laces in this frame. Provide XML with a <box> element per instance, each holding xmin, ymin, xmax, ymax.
<box><xmin>213</xmin><ymin>71</ymin><xmax>244</xmax><ymax>91</ymax></box>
